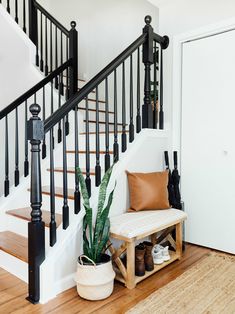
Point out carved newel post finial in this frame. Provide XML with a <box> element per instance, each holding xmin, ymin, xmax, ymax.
<box><xmin>145</xmin><ymin>15</ymin><xmax>152</xmax><ymax>25</ymax></box>
<box><xmin>30</xmin><ymin>103</ymin><xmax>41</xmax><ymax>119</ymax></box>
<box><xmin>70</xmin><ymin>21</ymin><xmax>76</xmax><ymax>29</ymax></box>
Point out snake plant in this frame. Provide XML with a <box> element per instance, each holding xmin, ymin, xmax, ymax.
<box><xmin>76</xmin><ymin>166</ymin><xmax>115</xmax><ymax>263</ymax></box>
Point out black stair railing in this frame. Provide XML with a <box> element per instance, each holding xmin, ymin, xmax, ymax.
<box><xmin>0</xmin><ymin>2</ymin><xmax>78</xmax><ymax>198</ymax></box>
<box><xmin>27</xmin><ymin>15</ymin><xmax>169</xmax><ymax>304</ymax></box>
<box><xmin>0</xmin><ymin>0</ymin><xmax>27</xmax><ymax>33</ymax></box>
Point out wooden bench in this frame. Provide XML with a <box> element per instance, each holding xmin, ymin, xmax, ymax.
<box><xmin>108</xmin><ymin>209</ymin><xmax>187</xmax><ymax>289</ymax></box>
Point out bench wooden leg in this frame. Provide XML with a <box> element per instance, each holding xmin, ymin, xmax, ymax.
<box><xmin>176</xmin><ymin>222</ymin><xmax>183</xmax><ymax>260</ymax></box>
<box><xmin>126</xmin><ymin>241</ymin><xmax>136</xmax><ymax>289</ymax></box>
<box><xmin>151</xmin><ymin>233</ymin><xmax>157</xmax><ymax>245</ymax></box>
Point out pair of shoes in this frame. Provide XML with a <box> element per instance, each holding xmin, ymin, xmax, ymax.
<box><xmin>152</xmin><ymin>244</ymin><xmax>170</xmax><ymax>265</ymax></box>
<box><xmin>135</xmin><ymin>241</ymin><xmax>154</xmax><ymax>276</ymax></box>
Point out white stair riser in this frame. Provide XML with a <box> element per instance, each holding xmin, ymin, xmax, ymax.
<box><xmin>0</xmin><ymin>251</ymin><xmax>28</xmax><ymax>283</ymax></box>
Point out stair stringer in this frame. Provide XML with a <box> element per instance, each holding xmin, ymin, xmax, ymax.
<box><xmin>38</xmin><ymin>128</ymin><xmax>170</xmax><ymax>304</ymax></box>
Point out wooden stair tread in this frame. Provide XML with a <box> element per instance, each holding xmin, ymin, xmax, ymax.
<box><xmin>66</xmin><ymin>150</ymin><xmax>113</xmax><ymax>154</ymax></box>
<box><xmin>85</xmin><ymin>120</ymin><xmax>124</xmax><ymax>126</ymax></box>
<box><xmin>41</xmin><ymin>186</ymin><xmax>74</xmax><ymax>200</ymax></box>
<box><xmin>0</xmin><ymin>231</ymin><xmax>28</xmax><ymax>263</ymax></box>
<box><xmin>47</xmin><ymin>167</ymin><xmax>95</xmax><ymax>175</ymax></box>
<box><xmin>6</xmin><ymin>208</ymin><xmax>62</xmax><ymax>228</ymax></box>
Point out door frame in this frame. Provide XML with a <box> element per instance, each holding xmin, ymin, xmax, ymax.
<box><xmin>172</xmin><ymin>17</ymin><xmax>235</xmax><ymax>159</ymax></box>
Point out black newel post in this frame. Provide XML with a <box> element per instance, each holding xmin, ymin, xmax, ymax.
<box><xmin>69</xmin><ymin>21</ymin><xmax>78</xmax><ymax>97</ymax></box>
<box><xmin>27</xmin><ymin>104</ymin><xmax>45</xmax><ymax>304</ymax></box>
<box><xmin>28</xmin><ymin>0</ymin><xmax>38</xmax><ymax>65</ymax></box>
<box><xmin>142</xmin><ymin>16</ymin><xmax>154</xmax><ymax>129</ymax></box>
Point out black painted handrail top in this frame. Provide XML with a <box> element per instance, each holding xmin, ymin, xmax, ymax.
<box><xmin>44</xmin><ymin>34</ymin><xmax>147</xmax><ymax>132</ymax></box>
<box><xmin>44</xmin><ymin>30</ymin><xmax>168</xmax><ymax>132</ymax></box>
<box><xmin>34</xmin><ymin>1</ymin><xmax>70</xmax><ymax>36</ymax></box>
<box><xmin>0</xmin><ymin>59</ymin><xmax>72</xmax><ymax>120</ymax></box>
<box><xmin>153</xmin><ymin>33</ymin><xmax>169</xmax><ymax>50</ymax></box>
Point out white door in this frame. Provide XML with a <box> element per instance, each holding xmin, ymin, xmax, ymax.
<box><xmin>181</xmin><ymin>30</ymin><xmax>235</xmax><ymax>254</ymax></box>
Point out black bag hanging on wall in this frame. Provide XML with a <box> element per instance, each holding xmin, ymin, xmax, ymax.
<box><xmin>172</xmin><ymin>151</ymin><xmax>182</xmax><ymax>210</ymax></box>
<box><xmin>164</xmin><ymin>151</ymin><xmax>176</xmax><ymax>207</ymax></box>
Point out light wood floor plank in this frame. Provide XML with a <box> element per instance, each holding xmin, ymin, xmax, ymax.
<box><xmin>0</xmin><ymin>244</ymin><xmax>211</xmax><ymax>314</ymax></box>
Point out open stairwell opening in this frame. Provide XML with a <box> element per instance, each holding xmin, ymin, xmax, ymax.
<box><xmin>0</xmin><ymin>0</ymin><xmax>169</xmax><ymax>304</ymax></box>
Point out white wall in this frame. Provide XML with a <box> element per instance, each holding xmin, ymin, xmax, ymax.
<box><xmin>158</xmin><ymin>0</ymin><xmax>235</xmax><ymax>149</ymax></box>
<box><xmin>0</xmin><ymin>5</ymin><xmax>39</xmax><ymax>108</ymax></box>
<box><xmin>38</xmin><ymin>0</ymin><xmax>159</xmax><ymax>80</ymax></box>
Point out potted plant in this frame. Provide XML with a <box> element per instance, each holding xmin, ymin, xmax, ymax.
<box><xmin>75</xmin><ymin>166</ymin><xmax>116</xmax><ymax>301</ymax></box>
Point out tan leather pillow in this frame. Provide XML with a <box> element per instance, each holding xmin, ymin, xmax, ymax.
<box><xmin>126</xmin><ymin>171</ymin><xmax>170</xmax><ymax>211</ymax></box>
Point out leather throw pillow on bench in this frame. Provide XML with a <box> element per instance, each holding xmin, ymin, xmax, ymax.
<box><xmin>126</xmin><ymin>171</ymin><xmax>170</xmax><ymax>211</ymax></box>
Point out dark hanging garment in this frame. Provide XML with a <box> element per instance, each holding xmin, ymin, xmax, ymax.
<box><xmin>171</xmin><ymin>151</ymin><xmax>182</xmax><ymax>210</ymax></box>
<box><xmin>164</xmin><ymin>151</ymin><xmax>176</xmax><ymax>207</ymax></box>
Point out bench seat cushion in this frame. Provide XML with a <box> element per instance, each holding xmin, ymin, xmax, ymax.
<box><xmin>110</xmin><ymin>209</ymin><xmax>187</xmax><ymax>239</ymax></box>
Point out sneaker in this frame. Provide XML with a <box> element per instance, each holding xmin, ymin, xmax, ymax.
<box><xmin>162</xmin><ymin>246</ymin><xmax>171</xmax><ymax>262</ymax></box>
<box><xmin>152</xmin><ymin>251</ymin><xmax>164</xmax><ymax>265</ymax></box>
<box><xmin>152</xmin><ymin>244</ymin><xmax>164</xmax><ymax>253</ymax></box>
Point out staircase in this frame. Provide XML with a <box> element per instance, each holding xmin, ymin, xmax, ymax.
<box><xmin>0</xmin><ymin>0</ymin><xmax>169</xmax><ymax>304</ymax></box>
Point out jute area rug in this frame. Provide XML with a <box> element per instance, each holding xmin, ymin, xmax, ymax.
<box><xmin>127</xmin><ymin>252</ymin><xmax>235</xmax><ymax>314</ymax></box>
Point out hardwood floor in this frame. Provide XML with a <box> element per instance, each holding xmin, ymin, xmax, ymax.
<box><xmin>0</xmin><ymin>244</ymin><xmax>211</xmax><ymax>314</ymax></box>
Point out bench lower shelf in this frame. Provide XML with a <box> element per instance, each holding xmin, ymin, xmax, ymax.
<box><xmin>114</xmin><ymin>251</ymin><xmax>180</xmax><ymax>286</ymax></box>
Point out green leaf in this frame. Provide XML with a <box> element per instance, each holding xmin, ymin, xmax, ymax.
<box><xmin>97</xmin><ymin>165</ymin><xmax>113</xmax><ymax>217</ymax></box>
<box><xmin>76</xmin><ymin>167</ymin><xmax>90</xmax><ymax>208</ymax></box>
<box><xmin>93</xmin><ymin>166</ymin><xmax>114</xmax><ymax>258</ymax></box>
<box><xmin>93</xmin><ymin>188</ymin><xmax>115</xmax><ymax>261</ymax></box>
<box><xmin>96</xmin><ymin>218</ymin><xmax>110</xmax><ymax>262</ymax></box>
<box><xmin>84</xmin><ymin>203</ymin><xmax>93</xmax><ymax>249</ymax></box>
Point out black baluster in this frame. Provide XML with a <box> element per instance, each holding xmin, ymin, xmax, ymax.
<box><xmin>55</xmin><ymin>26</ymin><xmax>58</xmax><ymax>89</ymax></box>
<box><xmin>24</xmin><ymin>101</ymin><xmax>29</xmax><ymax>177</ymax></box>
<box><xmin>159</xmin><ymin>48</ymin><xmax>164</xmax><ymax>130</ymax></box>
<box><xmin>74</xmin><ymin>105</ymin><xmax>80</xmax><ymax>214</ymax></box>
<box><xmin>49</xmin><ymin>129</ymin><xmax>56</xmax><ymax>246</ymax></box>
<box><xmin>5</xmin><ymin>116</ymin><xmax>9</xmax><ymax>197</ymax></box>
<box><xmin>60</xmin><ymin>32</ymin><xmax>64</xmax><ymax>96</ymax></box>
<box><xmin>23</xmin><ymin>0</ymin><xmax>26</xmax><ymax>33</ymax></box>
<box><xmin>136</xmin><ymin>47</ymin><xmax>141</xmax><ymax>133</ymax></box>
<box><xmin>153</xmin><ymin>43</ymin><xmax>158</xmax><ymax>129</ymax></box>
<box><xmin>85</xmin><ymin>97</ymin><xmax>91</xmax><ymax>197</ymax></box>
<box><xmin>66</xmin><ymin>37</ymin><xmax>69</xmax><ymax>100</ymax></box>
<box><xmin>50</xmin><ymin>21</ymin><xmax>53</xmax><ymax>73</ymax></box>
<box><xmin>15</xmin><ymin>0</ymin><xmax>18</xmax><ymax>23</ymax></box>
<box><xmin>121</xmin><ymin>62</ymin><xmax>127</xmax><ymax>153</ymax></box>
<box><xmin>62</xmin><ymin>117</ymin><xmax>69</xmax><ymax>229</ymax></box>
<box><xmin>42</xmin><ymin>87</ymin><xmax>46</xmax><ymax>159</ymax></box>
<box><xmin>7</xmin><ymin>0</ymin><xmax>10</xmax><ymax>13</ymax></box>
<box><xmin>35</xmin><ymin>10</ymin><xmax>39</xmax><ymax>67</ymax></box>
<box><xmin>51</xmin><ymin>81</ymin><xmax>54</xmax><ymax>149</ymax></box>
<box><xmin>57</xmin><ymin>73</ymin><xmax>62</xmax><ymax>143</ymax></box>
<box><xmin>142</xmin><ymin>16</ymin><xmax>154</xmax><ymax>128</ymax></box>
<box><xmin>15</xmin><ymin>107</ymin><xmax>19</xmax><ymax>186</ymax></box>
<box><xmin>95</xmin><ymin>87</ymin><xmax>101</xmax><ymax>187</ymax></box>
<box><xmin>27</xmin><ymin>104</ymin><xmax>45</xmax><ymax>304</ymax></box>
<box><xmin>69</xmin><ymin>21</ymin><xmax>78</xmax><ymax>96</ymax></box>
<box><xmin>113</xmin><ymin>69</ymin><xmax>119</xmax><ymax>162</ymax></box>
<box><xmin>151</xmin><ymin>42</ymin><xmax>157</xmax><ymax>129</ymax></box>
<box><xmin>105</xmin><ymin>77</ymin><xmax>110</xmax><ymax>172</ymax></box>
<box><xmin>65</xmin><ymin>114</ymin><xmax>69</xmax><ymax>136</ymax></box>
<box><xmin>29</xmin><ymin>0</ymin><xmax>38</xmax><ymax>47</ymax></box>
<box><xmin>40</xmin><ymin>12</ymin><xmax>44</xmax><ymax>72</ymax></box>
<box><xmin>45</xmin><ymin>17</ymin><xmax>48</xmax><ymax>76</ymax></box>
<box><xmin>129</xmin><ymin>55</ymin><xmax>134</xmax><ymax>143</ymax></box>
